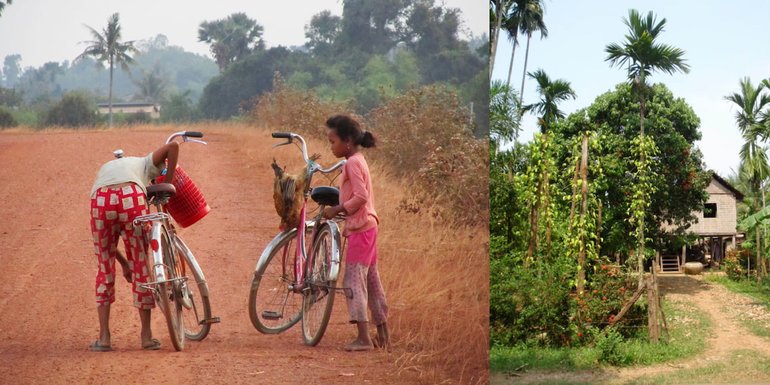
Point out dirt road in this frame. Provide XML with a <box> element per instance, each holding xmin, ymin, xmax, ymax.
<box><xmin>0</xmin><ymin>126</ymin><xmax>424</xmax><ymax>384</ymax></box>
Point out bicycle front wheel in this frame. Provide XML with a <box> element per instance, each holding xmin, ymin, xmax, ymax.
<box><xmin>155</xmin><ymin>226</ymin><xmax>185</xmax><ymax>351</ymax></box>
<box><xmin>174</xmin><ymin>237</ymin><xmax>212</xmax><ymax>341</ymax></box>
<box><xmin>302</xmin><ymin>223</ymin><xmax>338</xmax><ymax>346</ymax></box>
<box><xmin>248</xmin><ymin>226</ymin><xmax>308</xmax><ymax>334</ymax></box>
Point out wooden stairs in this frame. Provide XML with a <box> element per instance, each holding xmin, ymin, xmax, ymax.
<box><xmin>659</xmin><ymin>255</ymin><xmax>681</xmax><ymax>273</ymax></box>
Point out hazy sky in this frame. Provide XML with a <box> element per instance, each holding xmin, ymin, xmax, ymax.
<box><xmin>0</xmin><ymin>0</ymin><xmax>486</xmax><ymax>68</ymax></box>
<box><xmin>492</xmin><ymin>0</ymin><xmax>770</xmax><ymax>177</ymax></box>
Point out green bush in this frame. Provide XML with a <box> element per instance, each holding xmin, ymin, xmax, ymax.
<box><xmin>0</xmin><ymin>106</ymin><xmax>18</xmax><ymax>128</ymax></box>
<box><xmin>44</xmin><ymin>92</ymin><xmax>96</xmax><ymax>127</ymax></box>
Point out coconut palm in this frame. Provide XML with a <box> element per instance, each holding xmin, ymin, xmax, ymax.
<box><xmin>77</xmin><ymin>13</ymin><xmax>137</xmax><ymax>127</ymax></box>
<box><xmin>725</xmin><ymin>77</ymin><xmax>770</xmax><ymax>280</ymax></box>
<box><xmin>516</xmin><ymin>0</ymin><xmax>547</xmax><ymax>104</ymax></box>
<box><xmin>522</xmin><ymin>68</ymin><xmax>576</xmax><ymax>132</ymax></box>
<box><xmin>605</xmin><ymin>9</ymin><xmax>690</xmax><ymax>136</ymax></box>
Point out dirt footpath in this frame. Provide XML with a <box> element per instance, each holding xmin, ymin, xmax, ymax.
<box><xmin>0</xmin><ymin>127</ymin><xmax>422</xmax><ymax>384</ymax></box>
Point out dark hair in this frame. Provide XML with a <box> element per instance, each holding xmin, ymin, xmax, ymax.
<box><xmin>325</xmin><ymin>114</ymin><xmax>376</xmax><ymax>148</ymax></box>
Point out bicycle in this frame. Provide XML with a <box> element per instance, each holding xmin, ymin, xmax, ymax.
<box><xmin>248</xmin><ymin>132</ymin><xmax>349</xmax><ymax>346</ymax></box>
<box><xmin>130</xmin><ymin>131</ymin><xmax>220</xmax><ymax>351</ymax></box>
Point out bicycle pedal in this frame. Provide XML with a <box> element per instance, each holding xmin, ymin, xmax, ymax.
<box><xmin>201</xmin><ymin>317</ymin><xmax>220</xmax><ymax>324</ymax></box>
<box><xmin>262</xmin><ymin>310</ymin><xmax>282</xmax><ymax>320</ymax></box>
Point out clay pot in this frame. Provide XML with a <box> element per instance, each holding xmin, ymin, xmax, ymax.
<box><xmin>684</xmin><ymin>261</ymin><xmax>704</xmax><ymax>275</ymax></box>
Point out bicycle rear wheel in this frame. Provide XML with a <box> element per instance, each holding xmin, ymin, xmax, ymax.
<box><xmin>155</xmin><ymin>226</ymin><xmax>185</xmax><ymax>351</ymax></box>
<box><xmin>174</xmin><ymin>237</ymin><xmax>212</xmax><ymax>341</ymax></box>
<box><xmin>302</xmin><ymin>223</ymin><xmax>337</xmax><ymax>346</ymax></box>
<box><xmin>248</xmin><ymin>226</ymin><xmax>309</xmax><ymax>334</ymax></box>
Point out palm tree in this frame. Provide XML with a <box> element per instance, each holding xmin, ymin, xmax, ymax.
<box><xmin>517</xmin><ymin>0</ymin><xmax>547</xmax><ymax>104</ymax></box>
<box><xmin>522</xmin><ymin>68</ymin><xmax>576</xmax><ymax>132</ymax></box>
<box><xmin>605</xmin><ymin>9</ymin><xmax>690</xmax><ymax>136</ymax></box>
<box><xmin>725</xmin><ymin>77</ymin><xmax>770</xmax><ymax>280</ymax></box>
<box><xmin>490</xmin><ymin>80</ymin><xmax>520</xmax><ymax>149</ymax></box>
<box><xmin>489</xmin><ymin>0</ymin><xmax>513</xmax><ymax>74</ymax></box>
<box><xmin>605</xmin><ymin>9</ymin><xmax>689</xmax><ymax>287</ymax></box>
<box><xmin>77</xmin><ymin>13</ymin><xmax>137</xmax><ymax>127</ymax></box>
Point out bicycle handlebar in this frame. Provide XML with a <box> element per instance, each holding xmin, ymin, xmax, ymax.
<box><xmin>272</xmin><ymin>132</ymin><xmax>345</xmax><ymax>174</ymax></box>
<box><xmin>166</xmin><ymin>131</ymin><xmax>207</xmax><ymax>145</ymax></box>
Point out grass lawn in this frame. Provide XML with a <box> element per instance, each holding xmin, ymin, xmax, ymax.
<box><xmin>626</xmin><ymin>349</ymin><xmax>770</xmax><ymax>385</ymax></box>
<box><xmin>490</xmin><ymin>299</ymin><xmax>711</xmax><ymax>373</ymax></box>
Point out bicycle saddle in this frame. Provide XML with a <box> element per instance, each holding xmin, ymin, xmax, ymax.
<box><xmin>147</xmin><ymin>183</ymin><xmax>177</xmax><ymax>199</ymax></box>
<box><xmin>310</xmin><ymin>186</ymin><xmax>339</xmax><ymax>206</ymax></box>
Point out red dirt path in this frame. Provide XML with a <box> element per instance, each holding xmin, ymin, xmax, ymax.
<box><xmin>0</xmin><ymin>127</ymin><xmax>424</xmax><ymax>384</ymax></box>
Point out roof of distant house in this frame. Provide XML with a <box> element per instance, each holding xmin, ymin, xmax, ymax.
<box><xmin>710</xmin><ymin>171</ymin><xmax>744</xmax><ymax>202</ymax></box>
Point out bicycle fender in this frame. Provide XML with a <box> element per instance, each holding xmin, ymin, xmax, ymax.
<box><xmin>148</xmin><ymin>222</ymin><xmax>168</xmax><ymax>282</ymax></box>
<box><xmin>173</xmin><ymin>236</ymin><xmax>210</xmax><ymax>297</ymax></box>
<box><xmin>325</xmin><ymin>221</ymin><xmax>343</xmax><ymax>281</ymax></box>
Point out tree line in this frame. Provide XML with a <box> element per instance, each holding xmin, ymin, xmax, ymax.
<box><xmin>0</xmin><ymin>0</ymin><xmax>487</xmax><ymax>135</ymax></box>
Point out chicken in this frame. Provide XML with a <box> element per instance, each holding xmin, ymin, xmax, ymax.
<box><xmin>271</xmin><ymin>159</ymin><xmax>309</xmax><ymax>230</ymax></box>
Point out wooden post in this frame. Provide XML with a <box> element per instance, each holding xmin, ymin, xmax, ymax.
<box><xmin>646</xmin><ymin>275</ymin><xmax>661</xmax><ymax>343</ymax></box>
<box><xmin>576</xmin><ymin>135</ymin><xmax>589</xmax><ymax>295</ymax></box>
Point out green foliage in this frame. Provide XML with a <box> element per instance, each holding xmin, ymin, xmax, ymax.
<box><xmin>161</xmin><ymin>91</ymin><xmax>200</xmax><ymax>123</ymax></box>
<box><xmin>44</xmin><ymin>92</ymin><xmax>96</xmax><ymax>127</ymax></box>
<box><xmin>593</xmin><ymin>326</ymin><xmax>629</xmax><ymax>365</ymax></box>
<box><xmin>199</xmin><ymin>47</ymin><xmax>303</xmax><ymax>119</ymax></box>
<box><xmin>198</xmin><ymin>12</ymin><xmax>265</xmax><ymax>72</ymax></box>
<box><xmin>553</xmin><ymin>83</ymin><xmax>709</xmax><ymax>259</ymax></box>
<box><xmin>0</xmin><ymin>105</ymin><xmax>17</xmax><ymax>128</ymax></box>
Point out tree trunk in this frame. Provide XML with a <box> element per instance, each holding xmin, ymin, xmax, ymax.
<box><xmin>518</xmin><ymin>33</ymin><xmax>532</xmax><ymax>106</ymax></box>
<box><xmin>576</xmin><ymin>135</ymin><xmax>589</xmax><ymax>294</ymax></box>
<box><xmin>490</xmin><ymin>2</ymin><xmax>504</xmax><ymax>74</ymax></box>
<box><xmin>506</xmin><ymin>36</ymin><xmax>518</xmax><ymax>87</ymax></box>
<box><xmin>108</xmin><ymin>56</ymin><xmax>114</xmax><ymax>128</ymax></box>
<box><xmin>637</xmin><ymin>97</ymin><xmax>646</xmax><ymax>288</ymax></box>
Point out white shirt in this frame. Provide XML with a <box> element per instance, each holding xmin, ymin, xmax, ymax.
<box><xmin>90</xmin><ymin>152</ymin><xmax>162</xmax><ymax>197</ymax></box>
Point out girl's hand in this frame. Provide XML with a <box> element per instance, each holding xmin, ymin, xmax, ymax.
<box><xmin>323</xmin><ymin>205</ymin><xmax>341</xmax><ymax>219</ymax></box>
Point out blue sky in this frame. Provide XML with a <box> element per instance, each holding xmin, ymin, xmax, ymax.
<box><xmin>492</xmin><ymin>0</ymin><xmax>770</xmax><ymax>177</ymax></box>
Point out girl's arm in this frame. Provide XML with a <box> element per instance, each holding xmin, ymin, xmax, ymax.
<box><xmin>152</xmin><ymin>141</ymin><xmax>179</xmax><ymax>182</ymax></box>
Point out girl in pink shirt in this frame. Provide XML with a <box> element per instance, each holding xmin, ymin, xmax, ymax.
<box><xmin>323</xmin><ymin>114</ymin><xmax>390</xmax><ymax>351</ymax></box>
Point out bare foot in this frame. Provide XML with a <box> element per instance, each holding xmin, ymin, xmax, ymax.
<box><xmin>344</xmin><ymin>339</ymin><xmax>373</xmax><ymax>352</ymax></box>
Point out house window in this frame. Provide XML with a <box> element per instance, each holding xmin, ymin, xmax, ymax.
<box><xmin>704</xmin><ymin>203</ymin><xmax>717</xmax><ymax>218</ymax></box>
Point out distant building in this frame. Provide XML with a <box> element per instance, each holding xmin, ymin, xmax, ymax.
<box><xmin>97</xmin><ymin>102</ymin><xmax>160</xmax><ymax>119</ymax></box>
<box><xmin>660</xmin><ymin>173</ymin><xmax>744</xmax><ymax>273</ymax></box>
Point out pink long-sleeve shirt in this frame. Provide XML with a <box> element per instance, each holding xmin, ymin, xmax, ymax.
<box><xmin>340</xmin><ymin>152</ymin><xmax>379</xmax><ymax>235</ymax></box>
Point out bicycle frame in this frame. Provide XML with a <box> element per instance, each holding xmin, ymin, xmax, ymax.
<box><xmin>256</xmin><ymin>133</ymin><xmax>345</xmax><ymax>292</ymax></box>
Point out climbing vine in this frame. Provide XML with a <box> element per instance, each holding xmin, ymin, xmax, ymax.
<box><xmin>628</xmin><ymin>134</ymin><xmax>659</xmax><ymax>285</ymax></box>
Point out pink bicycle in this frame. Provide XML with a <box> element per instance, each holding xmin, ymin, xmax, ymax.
<box><xmin>248</xmin><ymin>132</ymin><xmax>348</xmax><ymax>346</ymax></box>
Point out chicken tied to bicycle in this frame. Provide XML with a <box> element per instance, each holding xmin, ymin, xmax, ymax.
<box><xmin>271</xmin><ymin>153</ymin><xmax>320</xmax><ymax>230</ymax></box>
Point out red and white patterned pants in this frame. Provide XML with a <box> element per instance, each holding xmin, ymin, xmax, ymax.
<box><xmin>343</xmin><ymin>226</ymin><xmax>389</xmax><ymax>325</ymax></box>
<box><xmin>90</xmin><ymin>184</ymin><xmax>155</xmax><ymax>309</ymax></box>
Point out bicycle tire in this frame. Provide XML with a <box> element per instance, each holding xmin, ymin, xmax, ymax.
<box><xmin>173</xmin><ymin>237</ymin><xmax>212</xmax><ymax>341</ymax></box>
<box><xmin>302</xmin><ymin>223</ymin><xmax>337</xmax><ymax>346</ymax></box>
<box><xmin>155</xmin><ymin>226</ymin><xmax>185</xmax><ymax>351</ymax></box>
<box><xmin>248</xmin><ymin>225</ymin><xmax>311</xmax><ymax>334</ymax></box>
